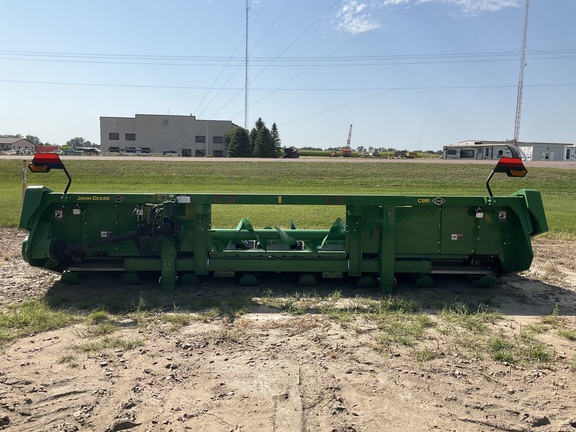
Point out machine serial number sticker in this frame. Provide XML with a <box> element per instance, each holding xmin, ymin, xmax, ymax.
<box><xmin>451</xmin><ymin>234</ymin><xmax>464</xmax><ymax>241</ymax></box>
<box><xmin>54</xmin><ymin>209</ymin><xmax>63</xmax><ymax>220</ymax></box>
<box><xmin>499</xmin><ymin>211</ymin><xmax>507</xmax><ymax>221</ymax></box>
<box><xmin>101</xmin><ymin>231</ymin><xmax>113</xmax><ymax>238</ymax></box>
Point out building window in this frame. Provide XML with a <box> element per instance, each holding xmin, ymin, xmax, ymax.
<box><xmin>195</xmin><ymin>135</ymin><xmax>206</xmax><ymax>143</ymax></box>
<box><xmin>461</xmin><ymin>149</ymin><xmax>475</xmax><ymax>159</ymax></box>
<box><xmin>213</xmin><ymin>150</ymin><xmax>224</xmax><ymax>157</ymax></box>
<box><xmin>125</xmin><ymin>133</ymin><xmax>136</xmax><ymax>141</ymax></box>
<box><xmin>109</xmin><ymin>133</ymin><xmax>119</xmax><ymax>140</ymax></box>
<box><xmin>213</xmin><ymin>136</ymin><xmax>224</xmax><ymax>144</ymax></box>
<box><xmin>446</xmin><ymin>149</ymin><xmax>457</xmax><ymax>155</ymax></box>
<box><xmin>195</xmin><ymin>149</ymin><xmax>206</xmax><ymax>157</ymax></box>
<box><xmin>109</xmin><ymin>146</ymin><xmax>120</xmax><ymax>153</ymax></box>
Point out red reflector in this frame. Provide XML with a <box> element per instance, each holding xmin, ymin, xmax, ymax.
<box><xmin>494</xmin><ymin>157</ymin><xmax>527</xmax><ymax>177</ymax></box>
<box><xmin>29</xmin><ymin>153</ymin><xmax>65</xmax><ymax>172</ymax></box>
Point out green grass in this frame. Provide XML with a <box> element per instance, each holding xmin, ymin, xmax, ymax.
<box><xmin>74</xmin><ymin>335</ymin><xmax>143</xmax><ymax>352</ymax></box>
<box><xmin>1</xmin><ymin>158</ymin><xmax>575</xmax><ymax>235</ymax></box>
<box><xmin>0</xmin><ymin>299</ymin><xmax>78</xmax><ymax>343</ymax></box>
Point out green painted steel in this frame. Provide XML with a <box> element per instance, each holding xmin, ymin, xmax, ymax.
<box><xmin>19</xmin><ymin>185</ymin><xmax>547</xmax><ymax>293</ymax></box>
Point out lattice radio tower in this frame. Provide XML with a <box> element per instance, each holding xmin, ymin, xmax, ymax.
<box><xmin>513</xmin><ymin>0</ymin><xmax>530</xmax><ymax>145</ymax></box>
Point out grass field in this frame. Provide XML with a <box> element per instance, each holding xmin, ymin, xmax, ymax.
<box><xmin>1</xmin><ymin>158</ymin><xmax>574</xmax><ymax>237</ymax></box>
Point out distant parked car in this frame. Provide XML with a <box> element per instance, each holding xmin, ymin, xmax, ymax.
<box><xmin>162</xmin><ymin>151</ymin><xmax>180</xmax><ymax>156</ymax></box>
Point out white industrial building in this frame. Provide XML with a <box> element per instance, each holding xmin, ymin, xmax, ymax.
<box><xmin>100</xmin><ymin>114</ymin><xmax>239</xmax><ymax>157</ymax></box>
<box><xmin>518</xmin><ymin>142</ymin><xmax>576</xmax><ymax>162</ymax></box>
<box><xmin>443</xmin><ymin>140</ymin><xmax>575</xmax><ymax>161</ymax></box>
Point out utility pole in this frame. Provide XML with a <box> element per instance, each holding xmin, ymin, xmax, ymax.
<box><xmin>513</xmin><ymin>0</ymin><xmax>530</xmax><ymax>146</ymax></box>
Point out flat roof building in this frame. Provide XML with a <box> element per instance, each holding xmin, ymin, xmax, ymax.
<box><xmin>100</xmin><ymin>114</ymin><xmax>239</xmax><ymax>157</ymax></box>
<box><xmin>443</xmin><ymin>140</ymin><xmax>575</xmax><ymax>161</ymax></box>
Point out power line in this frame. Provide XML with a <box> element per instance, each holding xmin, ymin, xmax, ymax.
<box><xmin>2</xmin><ymin>48</ymin><xmax>575</xmax><ymax>66</ymax></box>
<box><xmin>2</xmin><ymin>78</ymin><xmax>573</xmax><ymax>92</ymax></box>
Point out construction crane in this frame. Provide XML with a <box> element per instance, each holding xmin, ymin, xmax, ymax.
<box><xmin>342</xmin><ymin>124</ymin><xmax>353</xmax><ymax>157</ymax></box>
<box><xmin>513</xmin><ymin>0</ymin><xmax>530</xmax><ymax>146</ymax></box>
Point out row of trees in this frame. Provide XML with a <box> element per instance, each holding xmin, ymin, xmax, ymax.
<box><xmin>1</xmin><ymin>134</ymin><xmax>95</xmax><ymax>149</ymax></box>
<box><xmin>226</xmin><ymin>118</ymin><xmax>282</xmax><ymax>158</ymax></box>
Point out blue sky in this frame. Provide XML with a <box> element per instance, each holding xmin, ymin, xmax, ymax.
<box><xmin>1</xmin><ymin>0</ymin><xmax>575</xmax><ymax>150</ymax></box>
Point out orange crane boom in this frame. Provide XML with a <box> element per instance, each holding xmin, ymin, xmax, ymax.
<box><xmin>342</xmin><ymin>124</ymin><xmax>353</xmax><ymax>157</ymax></box>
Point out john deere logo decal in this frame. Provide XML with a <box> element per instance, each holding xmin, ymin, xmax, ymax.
<box><xmin>432</xmin><ymin>197</ymin><xmax>446</xmax><ymax>206</ymax></box>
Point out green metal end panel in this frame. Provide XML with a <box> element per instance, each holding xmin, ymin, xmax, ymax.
<box><xmin>19</xmin><ymin>186</ymin><xmax>53</xmax><ymax>230</ymax></box>
<box><xmin>512</xmin><ymin>189</ymin><xmax>548</xmax><ymax>236</ymax></box>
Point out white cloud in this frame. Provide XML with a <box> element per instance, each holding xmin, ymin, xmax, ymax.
<box><xmin>335</xmin><ymin>0</ymin><xmax>381</xmax><ymax>34</ymax></box>
<box><xmin>334</xmin><ymin>0</ymin><xmax>521</xmax><ymax>34</ymax></box>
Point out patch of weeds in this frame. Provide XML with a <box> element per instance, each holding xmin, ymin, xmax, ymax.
<box><xmin>257</xmin><ymin>289</ymin><xmax>284</xmax><ymax>309</ymax></box>
<box><xmin>488</xmin><ymin>336</ymin><xmax>516</xmax><ymax>363</ymax></box>
<box><xmin>568</xmin><ymin>357</ymin><xmax>576</xmax><ymax>373</ymax></box>
<box><xmin>91</xmin><ymin>322</ymin><xmax>118</xmax><ymax>336</ymax></box>
<box><xmin>135</xmin><ymin>293</ymin><xmax>151</xmax><ymax>312</ymax></box>
<box><xmin>524</xmin><ymin>323</ymin><xmax>549</xmax><ymax>334</ymax></box>
<box><xmin>57</xmin><ymin>354</ymin><xmax>79</xmax><ymax>368</ymax></box>
<box><xmin>222</xmin><ymin>291</ymin><xmax>253</xmax><ymax>317</ymax></box>
<box><xmin>86</xmin><ymin>310</ymin><xmax>118</xmax><ymax>335</ymax></box>
<box><xmin>319</xmin><ymin>290</ymin><xmax>341</xmax><ymax>313</ymax></box>
<box><xmin>558</xmin><ymin>328</ymin><xmax>576</xmax><ymax>341</ymax></box>
<box><xmin>89</xmin><ymin>310</ymin><xmax>109</xmax><ymax>324</ymax></box>
<box><xmin>488</xmin><ymin>331</ymin><xmax>552</xmax><ymax>365</ymax></box>
<box><xmin>281</xmin><ymin>292</ymin><xmax>323</xmax><ymax>315</ymax></box>
<box><xmin>264</xmin><ymin>316</ymin><xmax>320</xmax><ymax>336</ymax></box>
<box><xmin>378</xmin><ymin>313</ymin><xmax>434</xmax><ymax>347</ymax></box>
<box><xmin>214</xmin><ymin>318</ymin><xmax>251</xmax><ymax>343</ymax></box>
<box><xmin>540</xmin><ymin>304</ymin><xmax>563</xmax><ymax>327</ymax></box>
<box><xmin>160</xmin><ymin>313</ymin><xmax>192</xmax><ymax>330</ymax></box>
<box><xmin>75</xmin><ymin>335</ymin><xmax>143</xmax><ymax>353</ymax></box>
<box><xmin>538</xmin><ymin>304</ymin><xmax>576</xmax><ymax>341</ymax></box>
<box><xmin>413</xmin><ymin>347</ymin><xmax>442</xmax><ymax>363</ymax></box>
<box><xmin>197</xmin><ymin>308</ymin><xmax>220</xmax><ymax>322</ymax></box>
<box><xmin>377</xmin><ymin>296</ymin><xmax>420</xmax><ymax>314</ymax></box>
<box><xmin>329</xmin><ymin>309</ymin><xmax>354</xmax><ymax>327</ymax></box>
<box><xmin>439</xmin><ymin>302</ymin><xmax>501</xmax><ymax>334</ymax></box>
<box><xmin>0</xmin><ymin>300</ymin><xmax>77</xmax><ymax>344</ymax></box>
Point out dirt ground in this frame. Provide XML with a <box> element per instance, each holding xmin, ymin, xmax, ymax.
<box><xmin>1</xmin><ymin>228</ymin><xmax>575</xmax><ymax>432</ymax></box>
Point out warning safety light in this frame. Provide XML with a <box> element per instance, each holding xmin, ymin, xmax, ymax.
<box><xmin>28</xmin><ymin>153</ymin><xmax>72</xmax><ymax>194</ymax></box>
<box><xmin>485</xmin><ymin>148</ymin><xmax>528</xmax><ymax>197</ymax></box>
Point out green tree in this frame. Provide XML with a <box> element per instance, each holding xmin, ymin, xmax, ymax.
<box><xmin>251</xmin><ymin>118</ymin><xmax>276</xmax><ymax>158</ymax></box>
<box><xmin>0</xmin><ymin>134</ymin><xmax>22</xmax><ymax>138</ymax></box>
<box><xmin>225</xmin><ymin>128</ymin><xmax>252</xmax><ymax>157</ymax></box>
<box><xmin>25</xmin><ymin>135</ymin><xmax>41</xmax><ymax>145</ymax></box>
<box><xmin>66</xmin><ymin>137</ymin><xmax>92</xmax><ymax>150</ymax></box>
<box><xmin>271</xmin><ymin>123</ymin><xmax>282</xmax><ymax>158</ymax></box>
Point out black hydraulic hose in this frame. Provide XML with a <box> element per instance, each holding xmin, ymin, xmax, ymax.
<box><xmin>49</xmin><ymin>220</ymin><xmax>174</xmax><ymax>260</ymax></box>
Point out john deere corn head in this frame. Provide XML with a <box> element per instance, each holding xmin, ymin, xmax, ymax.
<box><xmin>19</xmin><ymin>150</ymin><xmax>547</xmax><ymax>292</ymax></box>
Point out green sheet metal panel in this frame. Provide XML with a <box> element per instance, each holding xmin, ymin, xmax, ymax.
<box><xmin>439</xmin><ymin>206</ymin><xmax>476</xmax><ymax>255</ymax></box>
<box><xmin>395</xmin><ymin>205</ymin><xmax>440</xmax><ymax>255</ymax></box>
<box><xmin>475</xmin><ymin>207</ymin><xmax>506</xmax><ymax>256</ymax></box>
